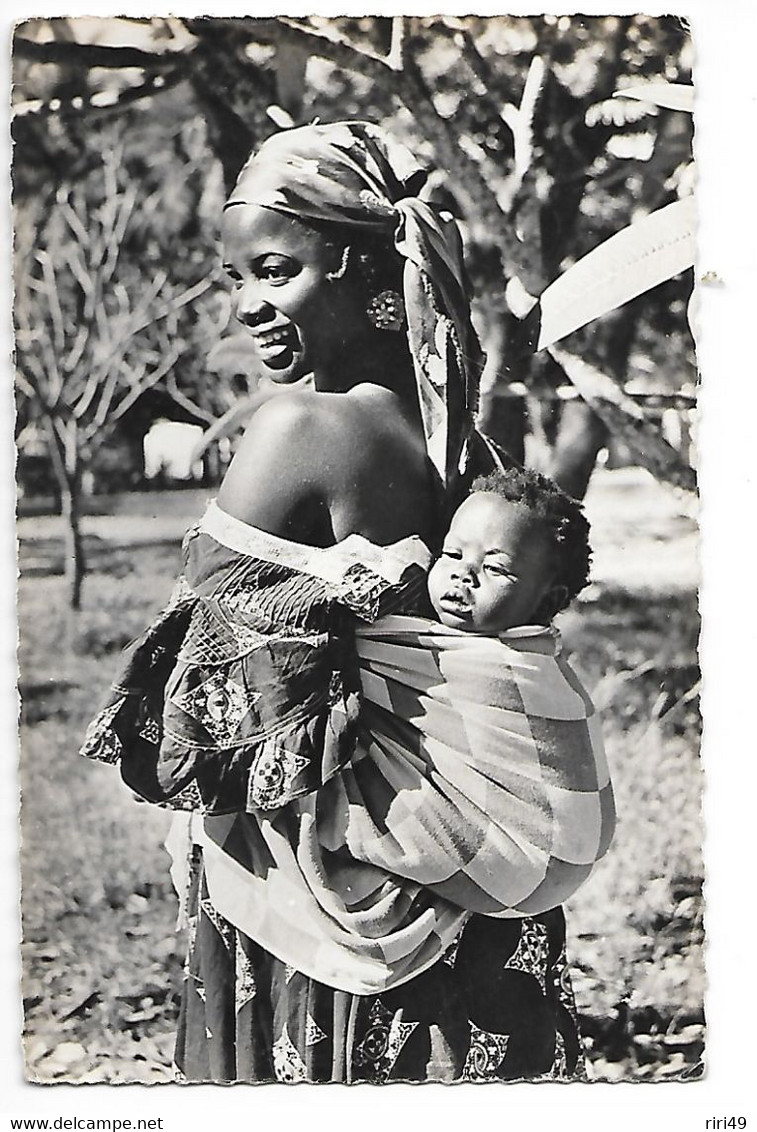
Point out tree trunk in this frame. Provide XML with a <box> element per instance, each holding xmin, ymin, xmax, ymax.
<box><xmin>45</xmin><ymin>418</ymin><xmax>87</xmax><ymax>610</ymax></box>
<box><xmin>477</xmin><ymin>390</ymin><xmax>526</xmax><ymax>468</ymax></box>
<box><xmin>548</xmin><ymin>399</ymin><xmax>608</xmax><ymax>501</ymax></box>
<box><xmin>477</xmin><ymin>310</ymin><xmax>527</xmax><ymax>465</ymax></box>
<box><xmin>60</xmin><ymin>475</ymin><xmax>85</xmax><ymax>610</ymax></box>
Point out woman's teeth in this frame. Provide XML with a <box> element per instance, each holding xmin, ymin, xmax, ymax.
<box><xmin>257</xmin><ymin>331</ymin><xmax>293</xmax><ymax>359</ymax></box>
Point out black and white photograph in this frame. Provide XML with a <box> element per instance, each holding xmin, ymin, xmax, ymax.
<box><xmin>4</xmin><ymin>4</ymin><xmax>754</xmax><ymax>1122</ymax></box>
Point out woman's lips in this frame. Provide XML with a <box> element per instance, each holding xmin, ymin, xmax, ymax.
<box><xmin>254</xmin><ymin>327</ymin><xmax>296</xmax><ymax>361</ymax></box>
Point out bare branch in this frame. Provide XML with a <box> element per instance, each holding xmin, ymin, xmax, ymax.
<box><xmin>28</xmin><ymin>313</ymin><xmax>66</xmax><ymax>407</ymax></box>
<box><xmin>388</xmin><ymin>16</ymin><xmax>408</xmax><ymax>71</ymax></box>
<box><xmin>84</xmin><ymin>364</ymin><xmax>121</xmax><ymax>433</ymax></box>
<box><xmin>62</xmin><ymin>244</ymin><xmax>95</xmax><ymax>312</ymax></box>
<box><xmin>125</xmin><ymin>269</ymin><xmax>170</xmax><ymax>330</ymax></box>
<box><xmin>128</xmin><ymin>273</ymin><xmax>217</xmax><ymax>338</ymax></box>
<box><xmin>164</xmin><ymin>372</ymin><xmax>216</xmax><ymax>425</ymax></box>
<box><xmin>59</xmin><ymin>197</ymin><xmax>92</xmax><ymax>251</ymax></box>
<box><xmin>87</xmin><ymin>347</ymin><xmax>184</xmax><ymax>450</ymax></box>
<box><xmin>102</xmin><ymin>191</ymin><xmax>136</xmax><ymax>287</ymax></box>
<box><xmin>15</xmin><ymin>372</ymin><xmax>38</xmax><ymax>400</ymax></box>
<box><xmin>13</xmin><ymin>33</ymin><xmax>193</xmax><ymax>71</ymax></box>
<box><xmin>63</xmin><ymin>326</ymin><xmax>90</xmax><ymax>376</ymax></box>
<box><xmin>35</xmin><ymin>251</ymin><xmax>67</xmax><ymax>355</ymax></box>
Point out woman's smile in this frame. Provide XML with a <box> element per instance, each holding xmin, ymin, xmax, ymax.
<box><xmin>251</xmin><ymin>324</ymin><xmax>299</xmax><ymax>363</ymax></box>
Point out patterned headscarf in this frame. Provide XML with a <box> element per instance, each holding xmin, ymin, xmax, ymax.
<box><xmin>226</xmin><ymin>120</ymin><xmax>484</xmax><ymax>495</ymax></box>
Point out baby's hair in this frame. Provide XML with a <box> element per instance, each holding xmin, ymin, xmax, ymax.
<box><xmin>470</xmin><ymin>467</ymin><xmax>592</xmax><ymax>614</ymax></box>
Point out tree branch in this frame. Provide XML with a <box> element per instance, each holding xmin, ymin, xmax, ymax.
<box><xmin>35</xmin><ymin>251</ymin><xmax>66</xmax><ymax>356</ymax></box>
<box><xmin>13</xmin><ymin>33</ymin><xmax>193</xmax><ymax>72</ymax></box>
<box><xmin>388</xmin><ymin>16</ymin><xmax>408</xmax><ymax>71</ymax></box>
<box><xmin>87</xmin><ymin>346</ymin><xmax>184</xmax><ymax>449</ymax></box>
<box><xmin>164</xmin><ymin>372</ymin><xmax>216</xmax><ymax>425</ymax></box>
<box><xmin>195</xmin><ymin>16</ymin><xmax>393</xmax><ymax>71</ymax></box>
<box><xmin>548</xmin><ymin>347</ymin><xmax>696</xmax><ymax>495</ymax></box>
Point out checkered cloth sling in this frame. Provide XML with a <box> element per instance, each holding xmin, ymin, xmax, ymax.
<box><xmin>83</xmin><ymin>507</ymin><xmax>613</xmax><ymax>994</ymax></box>
<box><xmin>190</xmin><ymin>613</ymin><xmax>614</xmax><ymax>994</ymax></box>
<box><xmin>348</xmin><ymin>616</ymin><xmax>616</xmax><ymax>915</ymax></box>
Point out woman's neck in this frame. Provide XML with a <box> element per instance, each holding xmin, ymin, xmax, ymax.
<box><xmin>313</xmin><ymin>328</ymin><xmax>414</xmax><ymax>399</ymax></box>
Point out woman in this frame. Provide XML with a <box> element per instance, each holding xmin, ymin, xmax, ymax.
<box><xmin>83</xmin><ymin>121</ymin><xmax>584</xmax><ymax>1083</ymax></box>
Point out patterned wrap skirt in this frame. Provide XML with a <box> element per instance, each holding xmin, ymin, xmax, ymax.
<box><xmin>175</xmin><ymin>850</ymin><xmax>584</xmax><ymax>1084</ymax></box>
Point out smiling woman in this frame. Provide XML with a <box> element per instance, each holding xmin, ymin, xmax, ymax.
<box><xmin>215</xmin><ymin>185</ymin><xmax>438</xmax><ymax>545</ymax></box>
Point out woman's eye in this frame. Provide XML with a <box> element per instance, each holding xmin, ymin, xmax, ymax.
<box><xmin>259</xmin><ymin>256</ymin><xmax>298</xmax><ymax>282</ymax></box>
<box><xmin>223</xmin><ymin>266</ymin><xmax>242</xmax><ymax>285</ymax></box>
<box><xmin>441</xmin><ymin>548</ymin><xmax>461</xmax><ymax>559</ymax></box>
<box><xmin>261</xmin><ymin>265</ymin><xmax>287</xmax><ymax>281</ymax></box>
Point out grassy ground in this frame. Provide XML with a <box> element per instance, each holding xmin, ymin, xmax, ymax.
<box><xmin>17</xmin><ymin>470</ymin><xmax>704</xmax><ymax>1083</ymax></box>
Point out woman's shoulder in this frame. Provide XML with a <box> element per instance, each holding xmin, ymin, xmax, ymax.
<box><xmin>239</xmin><ymin>384</ymin><xmax>375</xmax><ymax>438</ymax></box>
<box><xmin>242</xmin><ymin>384</ymin><xmax>410</xmax><ymax>461</ymax></box>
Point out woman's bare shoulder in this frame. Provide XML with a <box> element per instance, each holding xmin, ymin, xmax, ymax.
<box><xmin>216</xmin><ymin>389</ymin><xmax>328</xmax><ymax>525</ymax></box>
<box><xmin>243</xmin><ymin>384</ymin><xmax>395</xmax><ymax>449</ymax></box>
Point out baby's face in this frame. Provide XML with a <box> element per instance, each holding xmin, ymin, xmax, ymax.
<box><xmin>427</xmin><ymin>493</ymin><xmax>558</xmax><ymax>633</ymax></box>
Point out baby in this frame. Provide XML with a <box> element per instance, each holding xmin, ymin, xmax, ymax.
<box><xmin>427</xmin><ymin>465</ymin><xmax>591</xmax><ymax>633</ymax></box>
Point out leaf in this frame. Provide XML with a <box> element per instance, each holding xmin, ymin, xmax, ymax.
<box><xmin>537</xmin><ymin>196</ymin><xmax>696</xmax><ymax>351</ymax></box>
<box><xmin>123</xmin><ymin>1004</ymin><xmax>163</xmax><ymax>1025</ymax></box>
<box><xmin>57</xmin><ymin>989</ymin><xmax>100</xmax><ymax>1021</ymax></box>
<box><xmin>614</xmin><ymin>83</ymin><xmax>695</xmax><ymax>113</ymax></box>
<box><xmin>548</xmin><ymin>347</ymin><xmax>697</xmax><ymax>495</ymax></box>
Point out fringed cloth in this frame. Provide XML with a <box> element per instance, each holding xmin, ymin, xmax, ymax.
<box><xmin>82</xmin><ymin>504</ymin><xmax>614</xmax><ymax>995</ymax></box>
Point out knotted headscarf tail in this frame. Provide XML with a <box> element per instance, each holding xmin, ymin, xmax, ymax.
<box><xmin>226</xmin><ymin>120</ymin><xmax>485</xmax><ymax>495</ymax></box>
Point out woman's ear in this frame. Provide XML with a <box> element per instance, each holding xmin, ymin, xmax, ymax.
<box><xmin>325</xmin><ymin>244</ymin><xmax>351</xmax><ymax>281</ymax></box>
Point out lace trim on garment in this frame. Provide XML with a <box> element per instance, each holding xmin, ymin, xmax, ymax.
<box><xmin>200</xmin><ymin>501</ymin><xmax>432</xmax><ymax>586</ymax></box>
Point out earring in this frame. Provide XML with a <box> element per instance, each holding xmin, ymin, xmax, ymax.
<box><xmin>325</xmin><ymin>245</ymin><xmax>350</xmax><ymax>281</ymax></box>
<box><xmin>367</xmin><ymin>289</ymin><xmax>404</xmax><ymax>332</ymax></box>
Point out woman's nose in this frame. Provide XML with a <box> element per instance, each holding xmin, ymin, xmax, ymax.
<box><xmin>235</xmin><ymin>281</ymin><xmax>273</xmax><ymax>328</ymax></box>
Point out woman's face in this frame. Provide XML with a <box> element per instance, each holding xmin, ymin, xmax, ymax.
<box><xmin>222</xmin><ymin>204</ymin><xmax>359</xmax><ymax>385</ymax></box>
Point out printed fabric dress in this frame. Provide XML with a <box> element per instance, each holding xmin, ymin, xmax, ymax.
<box><xmin>82</xmin><ymin>504</ymin><xmax>587</xmax><ymax>1084</ymax></box>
